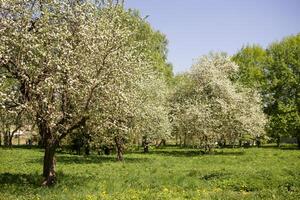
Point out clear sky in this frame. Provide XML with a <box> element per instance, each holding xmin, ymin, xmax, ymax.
<box><xmin>125</xmin><ymin>0</ymin><xmax>300</xmax><ymax>74</ymax></box>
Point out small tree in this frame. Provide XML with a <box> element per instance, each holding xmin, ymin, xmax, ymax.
<box><xmin>0</xmin><ymin>109</ymin><xmax>23</xmax><ymax>147</ymax></box>
<box><xmin>133</xmin><ymin>72</ymin><xmax>171</xmax><ymax>153</ymax></box>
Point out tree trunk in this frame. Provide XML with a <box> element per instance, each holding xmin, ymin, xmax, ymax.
<box><xmin>239</xmin><ymin>139</ymin><xmax>242</xmax><ymax>147</ymax></box>
<box><xmin>38</xmin><ymin>119</ymin><xmax>58</xmax><ymax>186</ymax></box>
<box><xmin>256</xmin><ymin>138</ymin><xmax>261</xmax><ymax>147</ymax></box>
<box><xmin>143</xmin><ymin>144</ymin><xmax>149</xmax><ymax>153</ymax></box>
<box><xmin>3</xmin><ymin>131</ymin><xmax>9</xmax><ymax>147</ymax></box>
<box><xmin>103</xmin><ymin>146</ymin><xmax>111</xmax><ymax>155</ymax></box>
<box><xmin>276</xmin><ymin>137</ymin><xmax>280</xmax><ymax>147</ymax></box>
<box><xmin>84</xmin><ymin>144</ymin><xmax>90</xmax><ymax>156</ymax></box>
<box><xmin>179</xmin><ymin>136</ymin><xmax>182</xmax><ymax>147</ymax></box>
<box><xmin>183</xmin><ymin>133</ymin><xmax>187</xmax><ymax>147</ymax></box>
<box><xmin>156</xmin><ymin>139</ymin><xmax>166</xmax><ymax>148</ymax></box>
<box><xmin>297</xmin><ymin>135</ymin><xmax>300</xmax><ymax>149</ymax></box>
<box><xmin>114</xmin><ymin>137</ymin><xmax>124</xmax><ymax>161</ymax></box>
<box><xmin>42</xmin><ymin>142</ymin><xmax>57</xmax><ymax>186</ymax></box>
<box><xmin>142</xmin><ymin>136</ymin><xmax>149</xmax><ymax>153</ymax></box>
<box><xmin>8</xmin><ymin>134</ymin><xmax>13</xmax><ymax>148</ymax></box>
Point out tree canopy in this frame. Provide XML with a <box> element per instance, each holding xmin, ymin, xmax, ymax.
<box><xmin>171</xmin><ymin>53</ymin><xmax>267</xmax><ymax>151</ymax></box>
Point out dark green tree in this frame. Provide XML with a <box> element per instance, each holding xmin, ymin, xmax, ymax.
<box><xmin>233</xmin><ymin>34</ymin><xmax>300</xmax><ymax>147</ymax></box>
<box><xmin>232</xmin><ymin>44</ymin><xmax>267</xmax><ymax>88</ymax></box>
<box><xmin>264</xmin><ymin>34</ymin><xmax>300</xmax><ymax>147</ymax></box>
<box><xmin>128</xmin><ymin>9</ymin><xmax>174</xmax><ymax>84</ymax></box>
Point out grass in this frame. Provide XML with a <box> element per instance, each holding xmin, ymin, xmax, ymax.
<box><xmin>0</xmin><ymin>146</ymin><xmax>299</xmax><ymax>199</ymax></box>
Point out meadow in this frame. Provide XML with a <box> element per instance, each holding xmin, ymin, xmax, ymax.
<box><xmin>0</xmin><ymin>146</ymin><xmax>299</xmax><ymax>200</ymax></box>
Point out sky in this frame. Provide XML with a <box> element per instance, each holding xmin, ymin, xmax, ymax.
<box><xmin>125</xmin><ymin>0</ymin><xmax>300</xmax><ymax>74</ymax></box>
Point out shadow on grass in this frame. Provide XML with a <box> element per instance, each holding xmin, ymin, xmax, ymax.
<box><xmin>27</xmin><ymin>154</ymin><xmax>150</xmax><ymax>165</ymax></box>
<box><xmin>0</xmin><ymin>171</ymin><xmax>93</xmax><ymax>189</ymax></box>
<box><xmin>58</xmin><ymin>155</ymin><xmax>150</xmax><ymax>164</ymax></box>
<box><xmin>138</xmin><ymin>149</ymin><xmax>244</xmax><ymax>157</ymax></box>
<box><xmin>279</xmin><ymin>146</ymin><xmax>299</xmax><ymax>150</ymax></box>
<box><xmin>3</xmin><ymin>145</ymin><xmax>42</xmax><ymax>149</ymax></box>
<box><xmin>0</xmin><ymin>172</ymin><xmax>41</xmax><ymax>187</ymax></box>
<box><xmin>259</xmin><ymin>145</ymin><xmax>299</xmax><ymax>150</ymax></box>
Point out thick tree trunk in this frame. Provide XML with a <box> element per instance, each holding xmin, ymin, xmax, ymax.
<box><xmin>8</xmin><ymin>135</ymin><xmax>13</xmax><ymax>148</ymax></box>
<box><xmin>3</xmin><ymin>131</ymin><xmax>10</xmax><ymax>147</ymax></box>
<box><xmin>38</xmin><ymin>134</ymin><xmax>45</xmax><ymax>148</ymax></box>
<box><xmin>38</xmin><ymin>118</ymin><xmax>58</xmax><ymax>186</ymax></box>
<box><xmin>3</xmin><ymin>132</ymin><xmax>8</xmax><ymax>146</ymax></box>
<box><xmin>114</xmin><ymin>137</ymin><xmax>124</xmax><ymax>162</ymax></box>
<box><xmin>42</xmin><ymin>143</ymin><xmax>57</xmax><ymax>186</ymax></box>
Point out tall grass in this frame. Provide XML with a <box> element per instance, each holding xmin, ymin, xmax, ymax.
<box><xmin>0</xmin><ymin>146</ymin><xmax>299</xmax><ymax>199</ymax></box>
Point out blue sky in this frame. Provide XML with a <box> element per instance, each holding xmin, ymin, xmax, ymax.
<box><xmin>125</xmin><ymin>0</ymin><xmax>300</xmax><ymax>73</ymax></box>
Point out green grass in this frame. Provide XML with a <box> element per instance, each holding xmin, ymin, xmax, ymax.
<box><xmin>0</xmin><ymin>146</ymin><xmax>299</xmax><ymax>200</ymax></box>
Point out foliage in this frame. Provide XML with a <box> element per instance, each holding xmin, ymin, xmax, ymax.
<box><xmin>127</xmin><ymin>9</ymin><xmax>173</xmax><ymax>84</ymax></box>
<box><xmin>0</xmin><ymin>0</ymin><xmax>172</xmax><ymax>184</ymax></box>
<box><xmin>171</xmin><ymin>53</ymin><xmax>267</xmax><ymax>150</ymax></box>
<box><xmin>264</xmin><ymin>34</ymin><xmax>300</xmax><ymax>145</ymax></box>
<box><xmin>233</xmin><ymin>34</ymin><xmax>300</xmax><ymax>146</ymax></box>
<box><xmin>232</xmin><ymin>45</ymin><xmax>267</xmax><ymax>89</ymax></box>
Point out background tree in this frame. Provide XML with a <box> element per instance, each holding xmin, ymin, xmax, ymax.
<box><xmin>0</xmin><ymin>70</ymin><xmax>24</xmax><ymax>147</ymax></box>
<box><xmin>171</xmin><ymin>53</ymin><xmax>267</xmax><ymax>151</ymax></box>
<box><xmin>84</xmin><ymin>9</ymin><xmax>173</xmax><ymax>157</ymax></box>
<box><xmin>233</xmin><ymin>34</ymin><xmax>300</xmax><ymax>147</ymax></box>
<box><xmin>0</xmin><ymin>109</ymin><xmax>23</xmax><ymax>147</ymax></box>
<box><xmin>128</xmin><ymin>9</ymin><xmax>173</xmax><ymax>84</ymax></box>
<box><xmin>133</xmin><ymin>72</ymin><xmax>171</xmax><ymax>153</ymax></box>
<box><xmin>263</xmin><ymin>34</ymin><xmax>300</xmax><ymax>147</ymax></box>
<box><xmin>232</xmin><ymin>45</ymin><xmax>267</xmax><ymax>89</ymax></box>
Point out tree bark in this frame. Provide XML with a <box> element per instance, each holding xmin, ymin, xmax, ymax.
<box><xmin>143</xmin><ymin>144</ymin><xmax>149</xmax><ymax>153</ymax></box>
<box><xmin>276</xmin><ymin>137</ymin><xmax>280</xmax><ymax>147</ymax></box>
<box><xmin>84</xmin><ymin>144</ymin><xmax>90</xmax><ymax>155</ymax></box>
<box><xmin>114</xmin><ymin>137</ymin><xmax>124</xmax><ymax>161</ymax></box>
<box><xmin>103</xmin><ymin>145</ymin><xmax>111</xmax><ymax>155</ymax></box>
<box><xmin>3</xmin><ymin>131</ymin><xmax>11</xmax><ymax>147</ymax></box>
<box><xmin>42</xmin><ymin>142</ymin><xmax>57</xmax><ymax>186</ymax></box>
<box><xmin>38</xmin><ymin>119</ymin><xmax>58</xmax><ymax>186</ymax></box>
<box><xmin>183</xmin><ymin>133</ymin><xmax>187</xmax><ymax>147</ymax></box>
<box><xmin>297</xmin><ymin>135</ymin><xmax>300</xmax><ymax>149</ymax></box>
<box><xmin>142</xmin><ymin>136</ymin><xmax>149</xmax><ymax>153</ymax></box>
<box><xmin>3</xmin><ymin>131</ymin><xmax>8</xmax><ymax>147</ymax></box>
<box><xmin>8</xmin><ymin>134</ymin><xmax>13</xmax><ymax>148</ymax></box>
<box><xmin>156</xmin><ymin>139</ymin><xmax>166</xmax><ymax>148</ymax></box>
